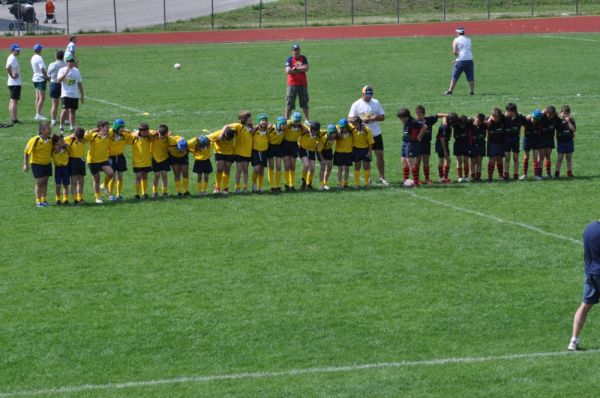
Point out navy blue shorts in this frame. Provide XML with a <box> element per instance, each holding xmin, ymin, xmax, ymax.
<box><xmin>152</xmin><ymin>158</ymin><xmax>171</xmax><ymax>172</ymax></box>
<box><xmin>251</xmin><ymin>150</ymin><xmax>268</xmax><ymax>166</ymax></box>
<box><xmin>469</xmin><ymin>145</ymin><xmax>485</xmax><ymax>158</ymax></box>
<box><xmin>333</xmin><ymin>152</ymin><xmax>353</xmax><ymax>166</ymax></box>
<box><xmin>89</xmin><ymin>161</ymin><xmax>110</xmax><ymax>175</ymax></box>
<box><xmin>583</xmin><ymin>273</ymin><xmax>600</xmax><ymax>304</ymax></box>
<box><xmin>109</xmin><ymin>154</ymin><xmax>127</xmax><ymax>172</ymax></box>
<box><xmin>61</xmin><ymin>97</ymin><xmax>79</xmax><ymax>110</ymax></box>
<box><xmin>352</xmin><ymin>147</ymin><xmax>371</xmax><ymax>162</ymax></box>
<box><xmin>283</xmin><ymin>140</ymin><xmax>299</xmax><ymax>158</ymax></box>
<box><xmin>54</xmin><ymin>165</ymin><xmax>70</xmax><ymax>185</ymax></box>
<box><xmin>504</xmin><ymin>137</ymin><xmax>520</xmax><ymax>153</ymax></box>
<box><xmin>487</xmin><ymin>142</ymin><xmax>504</xmax><ymax>157</ymax></box>
<box><xmin>557</xmin><ymin>141</ymin><xmax>574</xmax><ymax>154</ymax></box>
<box><xmin>522</xmin><ymin>136</ymin><xmax>540</xmax><ymax>152</ymax></box>
<box><xmin>453</xmin><ymin>142</ymin><xmax>469</xmax><ymax>157</ymax></box>
<box><xmin>133</xmin><ymin>166</ymin><xmax>152</xmax><ymax>174</ymax></box>
<box><xmin>401</xmin><ymin>142</ymin><xmax>420</xmax><ymax>158</ymax></box>
<box><xmin>31</xmin><ymin>163</ymin><xmax>52</xmax><ymax>178</ymax></box>
<box><xmin>451</xmin><ymin>60</ymin><xmax>474</xmax><ymax>81</ymax></box>
<box><xmin>298</xmin><ymin>148</ymin><xmax>316</xmax><ymax>161</ymax></box>
<box><xmin>267</xmin><ymin>143</ymin><xmax>284</xmax><ymax>158</ymax></box>
<box><xmin>170</xmin><ymin>154</ymin><xmax>189</xmax><ymax>165</ymax></box>
<box><xmin>193</xmin><ymin>159</ymin><xmax>213</xmax><ymax>174</ymax></box>
<box><xmin>372</xmin><ymin>134</ymin><xmax>384</xmax><ymax>151</ymax></box>
<box><xmin>215</xmin><ymin>153</ymin><xmax>235</xmax><ymax>163</ymax></box>
<box><xmin>235</xmin><ymin>155</ymin><xmax>251</xmax><ymax>163</ymax></box>
<box><xmin>540</xmin><ymin>138</ymin><xmax>555</xmax><ymax>149</ymax></box>
<box><xmin>320</xmin><ymin>148</ymin><xmax>333</xmax><ymax>161</ymax></box>
<box><xmin>68</xmin><ymin>158</ymin><xmax>86</xmax><ymax>176</ymax></box>
<box><xmin>435</xmin><ymin>141</ymin><xmax>450</xmax><ymax>157</ymax></box>
<box><xmin>49</xmin><ymin>82</ymin><xmax>61</xmax><ymax>99</ymax></box>
<box><xmin>419</xmin><ymin>140</ymin><xmax>431</xmax><ymax>155</ymax></box>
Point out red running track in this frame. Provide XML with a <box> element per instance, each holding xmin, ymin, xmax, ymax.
<box><xmin>1</xmin><ymin>16</ymin><xmax>599</xmax><ymax>48</ymax></box>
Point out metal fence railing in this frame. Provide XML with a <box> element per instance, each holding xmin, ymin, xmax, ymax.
<box><xmin>0</xmin><ymin>0</ymin><xmax>598</xmax><ymax>35</ymax></box>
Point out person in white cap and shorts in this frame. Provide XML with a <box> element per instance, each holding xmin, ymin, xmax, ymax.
<box><xmin>443</xmin><ymin>27</ymin><xmax>474</xmax><ymax>96</ymax></box>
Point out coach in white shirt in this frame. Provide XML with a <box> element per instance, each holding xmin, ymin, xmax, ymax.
<box><xmin>443</xmin><ymin>27</ymin><xmax>474</xmax><ymax>96</ymax></box>
<box><xmin>6</xmin><ymin>43</ymin><xmax>22</xmax><ymax>124</ymax></box>
<box><xmin>348</xmin><ymin>85</ymin><xmax>389</xmax><ymax>186</ymax></box>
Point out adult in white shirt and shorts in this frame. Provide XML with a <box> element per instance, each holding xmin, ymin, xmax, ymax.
<box><xmin>348</xmin><ymin>85</ymin><xmax>388</xmax><ymax>186</ymax></box>
<box><xmin>31</xmin><ymin>44</ymin><xmax>49</xmax><ymax>120</ymax></box>
<box><xmin>56</xmin><ymin>55</ymin><xmax>84</xmax><ymax>132</ymax></box>
<box><xmin>443</xmin><ymin>27</ymin><xmax>474</xmax><ymax>96</ymax></box>
<box><xmin>47</xmin><ymin>50</ymin><xmax>66</xmax><ymax>126</ymax></box>
<box><xmin>6</xmin><ymin>43</ymin><xmax>22</xmax><ymax>124</ymax></box>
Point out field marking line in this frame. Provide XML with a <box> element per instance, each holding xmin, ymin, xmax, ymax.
<box><xmin>85</xmin><ymin>97</ymin><xmax>145</xmax><ymax>114</ymax></box>
<box><xmin>1</xmin><ymin>349</ymin><xmax>598</xmax><ymax>397</ymax></box>
<box><xmin>404</xmin><ymin>190</ymin><xmax>583</xmax><ymax>246</ymax></box>
<box><xmin>538</xmin><ymin>35</ymin><xmax>600</xmax><ymax>42</ymax></box>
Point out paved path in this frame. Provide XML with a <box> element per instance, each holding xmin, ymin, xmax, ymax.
<box><xmin>0</xmin><ymin>0</ymin><xmax>274</xmax><ymax>34</ymax></box>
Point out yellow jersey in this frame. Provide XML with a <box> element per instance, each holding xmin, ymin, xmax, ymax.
<box><xmin>231</xmin><ymin>123</ymin><xmax>253</xmax><ymax>157</ymax></box>
<box><xmin>108</xmin><ymin>128</ymin><xmax>132</xmax><ymax>156</ymax></box>
<box><xmin>188</xmin><ymin>137</ymin><xmax>211</xmax><ymax>161</ymax></box>
<box><xmin>253</xmin><ymin>126</ymin><xmax>271</xmax><ymax>152</ymax></box>
<box><xmin>52</xmin><ymin>147</ymin><xmax>70</xmax><ymax>167</ymax></box>
<box><xmin>284</xmin><ymin>121</ymin><xmax>305</xmax><ymax>142</ymax></box>
<box><xmin>24</xmin><ymin>135</ymin><xmax>52</xmax><ymax>165</ymax></box>
<box><xmin>207</xmin><ymin>130</ymin><xmax>235</xmax><ymax>155</ymax></box>
<box><xmin>151</xmin><ymin>135</ymin><xmax>170</xmax><ymax>163</ymax></box>
<box><xmin>317</xmin><ymin>130</ymin><xmax>334</xmax><ymax>151</ymax></box>
<box><xmin>85</xmin><ymin>130</ymin><xmax>112</xmax><ymax>164</ymax></box>
<box><xmin>268</xmin><ymin>124</ymin><xmax>286</xmax><ymax>145</ymax></box>
<box><xmin>128</xmin><ymin>131</ymin><xmax>154</xmax><ymax>168</ymax></box>
<box><xmin>352</xmin><ymin>125</ymin><xmax>375</xmax><ymax>149</ymax></box>
<box><xmin>64</xmin><ymin>136</ymin><xmax>86</xmax><ymax>159</ymax></box>
<box><xmin>298</xmin><ymin>132</ymin><xmax>319</xmax><ymax>151</ymax></box>
<box><xmin>335</xmin><ymin>128</ymin><xmax>354</xmax><ymax>153</ymax></box>
<box><xmin>167</xmin><ymin>135</ymin><xmax>187</xmax><ymax>158</ymax></box>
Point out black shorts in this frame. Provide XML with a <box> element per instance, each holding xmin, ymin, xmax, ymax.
<box><xmin>503</xmin><ymin>137</ymin><xmax>520</xmax><ymax>153</ymax></box>
<box><xmin>352</xmin><ymin>147</ymin><xmax>371</xmax><ymax>163</ymax></box>
<box><xmin>108</xmin><ymin>154</ymin><xmax>127</xmax><ymax>172</ymax></box>
<box><xmin>372</xmin><ymin>134</ymin><xmax>384</xmax><ymax>151</ymax></box>
<box><xmin>54</xmin><ymin>165</ymin><xmax>70</xmax><ymax>185</ymax></box>
<box><xmin>251</xmin><ymin>150</ymin><xmax>268</xmax><ymax>166</ymax></box>
<box><xmin>68</xmin><ymin>158</ymin><xmax>86</xmax><ymax>176</ymax></box>
<box><xmin>170</xmin><ymin>154</ymin><xmax>189</xmax><ymax>165</ymax></box>
<box><xmin>419</xmin><ymin>140</ymin><xmax>432</xmax><ymax>155</ymax></box>
<box><xmin>215</xmin><ymin>153</ymin><xmax>235</xmax><ymax>163</ymax></box>
<box><xmin>133</xmin><ymin>166</ymin><xmax>152</xmax><ymax>174</ymax></box>
<box><xmin>540</xmin><ymin>138</ymin><xmax>555</xmax><ymax>150</ymax></box>
<box><xmin>8</xmin><ymin>85</ymin><xmax>21</xmax><ymax>100</ymax></box>
<box><xmin>267</xmin><ymin>143</ymin><xmax>284</xmax><ymax>158</ymax></box>
<box><xmin>283</xmin><ymin>140</ymin><xmax>299</xmax><ymax>158</ymax></box>
<box><xmin>89</xmin><ymin>161</ymin><xmax>109</xmax><ymax>175</ymax></box>
<box><xmin>235</xmin><ymin>155</ymin><xmax>251</xmax><ymax>163</ymax></box>
<box><xmin>31</xmin><ymin>163</ymin><xmax>52</xmax><ymax>178</ymax></box>
<box><xmin>469</xmin><ymin>145</ymin><xmax>485</xmax><ymax>158</ymax></box>
<box><xmin>435</xmin><ymin>141</ymin><xmax>450</xmax><ymax>158</ymax></box>
<box><xmin>333</xmin><ymin>152</ymin><xmax>353</xmax><ymax>167</ymax></box>
<box><xmin>193</xmin><ymin>159</ymin><xmax>213</xmax><ymax>174</ymax></box>
<box><xmin>62</xmin><ymin>97</ymin><xmax>79</xmax><ymax>110</ymax></box>
<box><xmin>152</xmin><ymin>158</ymin><xmax>171</xmax><ymax>172</ymax></box>
<box><xmin>49</xmin><ymin>82</ymin><xmax>61</xmax><ymax>99</ymax></box>
<box><xmin>320</xmin><ymin>148</ymin><xmax>333</xmax><ymax>161</ymax></box>
<box><xmin>298</xmin><ymin>147</ymin><xmax>316</xmax><ymax>161</ymax></box>
<box><xmin>453</xmin><ymin>142</ymin><xmax>469</xmax><ymax>157</ymax></box>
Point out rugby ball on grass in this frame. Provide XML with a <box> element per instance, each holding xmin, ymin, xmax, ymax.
<box><xmin>403</xmin><ymin>179</ymin><xmax>416</xmax><ymax>188</ymax></box>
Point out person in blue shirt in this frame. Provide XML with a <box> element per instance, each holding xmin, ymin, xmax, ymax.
<box><xmin>568</xmin><ymin>221</ymin><xmax>600</xmax><ymax>351</ymax></box>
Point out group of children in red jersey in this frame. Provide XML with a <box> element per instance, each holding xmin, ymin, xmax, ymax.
<box><xmin>23</xmin><ymin>103</ymin><xmax>575</xmax><ymax>206</ymax></box>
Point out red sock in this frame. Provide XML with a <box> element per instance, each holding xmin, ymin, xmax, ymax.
<box><xmin>411</xmin><ymin>167</ymin><xmax>419</xmax><ymax>182</ymax></box>
<box><xmin>487</xmin><ymin>161</ymin><xmax>495</xmax><ymax>179</ymax></box>
<box><xmin>477</xmin><ymin>172</ymin><xmax>481</xmax><ymax>179</ymax></box>
<box><xmin>497</xmin><ymin>161</ymin><xmax>504</xmax><ymax>177</ymax></box>
<box><xmin>457</xmin><ymin>167</ymin><xmax>463</xmax><ymax>178</ymax></box>
<box><xmin>533</xmin><ymin>159</ymin><xmax>540</xmax><ymax>176</ymax></box>
<box><xmin>403</xmin><ymin>166</ymin><xmax>409</xmax><ymax>181</ymax></box>
<box><xmin>464</xmin><ymin>163</ymin><xmax>470</xmax><ymax>178</ymax></box>
<box><xmin>545</xmin><ymin>160</ymin><xmax>551</xmax><ymax>175</ymax></box>
<box><xmin>567</xmin><ymin>170</ymin><xmax>573</xmax><ymax>176</ymax></box>
<box><xmin>438</xmin><ymin>165</ymin><xmax>443</xmax><ymax>178</ymax></box>
<box><xmin>424</xmin><ymin>165</ymin><xmax>430</xmax><ymax>180</ymax></box>
<box><xmin>443</xmin><ymin>165</ymin><xmax>450</xmax><ymax>179</ymax></box>
<box><xmin>504</xmin><ymin>172</ymin><xmax>509</xmax><ymax>179</ymax></box>
<box><xmin>523</xmin><ymin>158</ymin><xmax>529</xmax><ymax>175</ymax></box>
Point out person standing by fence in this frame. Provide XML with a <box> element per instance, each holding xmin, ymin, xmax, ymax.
<box><xmin>443</xmin><ymin>27</ymin><xmax>474</xmax><ymax>96</ymax></box>
<box><xmin>44</xmin><ymin>0</ymin><xmax>57</xmax><ymax>24</ymax></box>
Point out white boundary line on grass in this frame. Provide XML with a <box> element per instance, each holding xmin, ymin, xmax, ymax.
<box><xmin>1</xmin><ymin>349</ymin><xmax>598</xmax><ymax>397</ymax></box>
<box><xmin>403</xmin><ymin>190</ymin><xmax>583</xmax><ymax>245</ymax></box>
<box><xmin>85</xmin><ymin>97</ymin><xmax>145</xmax><ymax>114</ymax></box>
<box><xmin>538</xmin><ymin>35</ymin><xmax>600</xmax><ymax>43</ymax></box>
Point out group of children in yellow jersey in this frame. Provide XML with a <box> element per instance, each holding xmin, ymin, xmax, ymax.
<box><xmin>23</xmin><ymin>110</ymin><xmax>377</xmax><ymax>206</ymax></box>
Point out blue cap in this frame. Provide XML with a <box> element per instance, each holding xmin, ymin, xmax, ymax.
<box><xmin>33</xmin><ymin>44</ymin><xmax>42</xmax><ymax>52</ymax></box>
<box><xmin>198</xmin><ymin>135</ymin><xmax>209</xmax><ymax>147</ymax></box>
<box><xmin>338</xmin><ymin>118</ymin><xmax>349</xmax><ymax>128</ymax></box>
<box><xmin>276</xmin><ymin>116</ymin><xmax>287</xmax><ymax>130</ymax></box>
<box><xmin>10</xmin><ymin>44</ymin><xmax>20</xmax><ymax>52</ymax></box>
<box><xmin>177</xmin><ymin>138</ymin><xmax>188</xmax><ymax>151</ymax></box>
<box><xmin>532</xmin><ymin>109</ymin><xmax>543</xmax><ymax>120</ymax></box>
<box><xmin>292</xmin><ymin>111</ymin><xmax>302</xmax><ymax>122</ymax></box>
<box><xmin>292</xmin><ymin>44</ymin><xmax>300</xmax><ymax>50</ymax></box>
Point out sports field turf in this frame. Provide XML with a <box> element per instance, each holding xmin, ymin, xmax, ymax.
<box><xmin>1</xmin><ymin>32</ymin><xmax>600</xmax><ymax>396</ymax></box>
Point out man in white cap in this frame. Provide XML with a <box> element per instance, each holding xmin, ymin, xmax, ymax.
<box><xmin>348</xmin><ymin>85</ymin><xmax>389</xmax><ymax>186</ymax></box>
<box><xmin>6</xmin><ymin>43</ymin><xmax>22</xmax><ymax>124</ymax></box>
<box><xmin>443</xmin><ymin>27</ymin><xmax>474</xmax><ymax>96</ymax></box>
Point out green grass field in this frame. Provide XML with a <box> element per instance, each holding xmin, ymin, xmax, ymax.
<box><xmin>1</xmin><ymin>32</ymin><xmax>600</xmax><ymax>396</ymax></box>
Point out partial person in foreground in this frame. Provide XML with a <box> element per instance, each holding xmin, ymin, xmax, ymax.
<box><xmin>443</xmin><ymin>27</ymin><xmax>474</xmax><ymax>96</ymax></box>
<box><xmin>568</xmin><ymin>221</ymin><xmax>600</xmax><ymax>351</ymax></box>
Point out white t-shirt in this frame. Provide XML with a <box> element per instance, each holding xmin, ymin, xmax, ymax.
<box><xmin>57</xmin><ymin>66</ymin><xmax>82</xmax><ymax>98</ymax></box>
<box><xmin>31</xmin><ymin>54</ymin><xmax>46</xmax><ymax>83</ymax></box>
<box><xmin>348</xmin><ymin>98</ymin><xmax>385</xmax><ymax>136</ymax></box>
<box><xmin>47</xmin><ymin>60</ymin><xmax>66</xmax><ymax>83</ymax></box>
<box><xmin>65</xmin><ymin>42</ymin><xmax>76</xmax><ymax>58</ymax></box>
<box><xmin>6</xmin><ymin>54</ymin><xmax>21</xmax><ymax>86</ymax></box>
<box><xmin>453</xmin><ymin>35</ymin><xmax>473</xmax><ymax>61</ymax></box>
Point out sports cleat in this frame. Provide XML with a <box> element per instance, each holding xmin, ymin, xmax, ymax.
<box><xmin>534</xmin><ymin>175</ymin><xmax>543</xmax><ymax>180</ymax></box>
<box><xmin>221</xmin><ymin>189</ymin><xmax>229</xmax><ymax>195</ymax></box>
<box><xmin>235</xmin><ymin>188</ymin><xmax>241</xmax><ymax>194</ymax></box>
<box><xmin>177</xmin><ymin>192</ymin><xmax>183</xmax><ymax>196</ymax></box>
<box><xmin>163</xmin><ymin>192</ymin><xmax>169</xmax><ymax>198</ymax></box>
<box><xmin>567</xmin><ymin>340</ymin><xmax>579</xmax><ymax>351</ymax></box>
<box><xmin>108</xmin><ymin>195</ymin><xmax>116</xmax><ymax>201</ymax></box>
<box><xmin>323</xmin><ymin>185</ymin><xmax>330</xmax><ymax>191</ymax></box>
<box><xmin>519</xmin><ymin>174</ymin><xmax>528</xmax><ymax>180</ymax></box>
<box><xmin>36</xmin><ymin>202</ymin><xmax>45</xmax><ymax>208</ymax></box>
<box><xmin>424</xmin><ymin>179</ymin><xmax>433</xmax><ymax>185</ymax></box>
<box><xmin>184</xmin><ymin>191</ymin><xmax>190</xmax><ymax>196</ymax></box>
<box><xmin>301</xmin><ymin>178</ymin><xmax>307</xmax><ymax>190</ymax></box>
<box><xmin>142</xmin><ymin>194</ymin><xmax>149</xmax><ymax>199</ymax></box>
<box><xmin>34</xmin><ymin>114</ymin><xmax>47</xmax><ymax>121</ymax></box>
<box><xmin>458</xmin><ymin>177</ymin><xmax>464</xmax><ymax>183</ymax></box>
<box><xmin>469</xmin><ymin>92</ymin><xmax>474</xmax><ymax>96</ymax></box>
<box><xmin>378</xmin><ymin>177</ymin><xmax>390</xmax><ymax>186</ymax></box>
<box><xmin>55</xmin><ymin>200</ymin><xmax>61</xmax><ymax>205</ymax></box>
<box><xmin>117</xmin><ymin>195</ymin><xmax>123</xmax><ymax>201</ymax></box>
<box><xmin>487</xmin><ymin>178</ymin><xmax>493</xmax><ymax>184</ymax></box>
<box><xmin>442</xmin><ymin>90</ymin><xmax>452</xmax><ymax>96</ymax></box>
<box><xmin>50</xmin><ymin>120</ymin><xmax>56</xmax><ymax>126</ymax></box>
<box><xmin>95</xmin><ymin>198</ymin><xmax>103</xmax><ymax>204</ymax></box>
<box><xmin>213</xmin><ymin>188</ymin><xmax>220</xmax><ymax>194</ymax></box>
<box><xmin>152</xmin><ymin>192</ymin><xmax>159</xmax><ymax>199</ymax></box>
